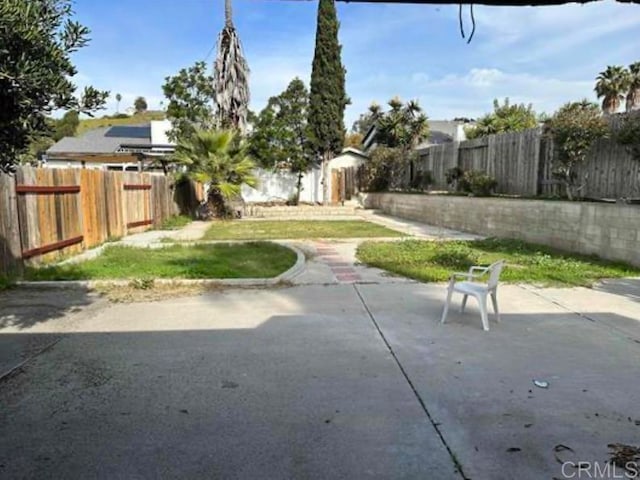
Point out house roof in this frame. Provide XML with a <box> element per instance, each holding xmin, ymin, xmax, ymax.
<box><xmin>47</xmin><ymin>124</ymin><xmax>153</xmax><ymax>156</ymax></box>
<box><xmin>339</xmin><ymin>147</ymin><xmax>369</xmax><ymax>159</ymax></box>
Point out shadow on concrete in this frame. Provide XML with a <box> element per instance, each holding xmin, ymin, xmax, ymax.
<box><xmin>0</xmin><ymin>286</ymin><xmax>97</xmax><ymax>331</ymax></box>
<box><xmin>0</xmin><ymin>285</ymin><xmax>99</xmax><ymax>377</ymax></box>
<box><xmin>1</xmin><ymin>282</ymin><xmax>640</xmax><ymax>479</ymax></box>
<box><xmin>0</xmin><ymin>309</ymin><xmax>460</xmax><ymax>479</ymax></box>
<box><xmin>593</xmin><ymin>278</ymin><xmax>640</xmax><ymax>303</ymax></box>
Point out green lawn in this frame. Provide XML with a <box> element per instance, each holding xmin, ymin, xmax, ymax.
<box><xmin>25</xmin><ymin>242</ymin><xmax>296</xmax><ymax>281</ymax></box>
<box><xmin>356</xmin><ymin>238</ymin><xmax>640</xmax><ymax>287</ymax></box>
<box><xmin>203</xmin><ymin>220</ymin><xmax>403</xmax><ymax>240</ymax></box>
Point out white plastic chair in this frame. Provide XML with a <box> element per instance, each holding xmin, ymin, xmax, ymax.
<box><xmin>440</xmin><ymin>260</ymin><xmax>505</xmax><ymax>331</ymax></box>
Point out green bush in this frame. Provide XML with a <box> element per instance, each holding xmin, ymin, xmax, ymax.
<box><xmin>445</xmin><ymin>166</ymin><xmax>464</xmax><ymax>191</ymax></box>
<box><xmin>460</xmin><ymin>170</ymin><xmax>497</xmax><ymax>196</ymax></box>
<box><xmin>0</xmin><ymin>274</ymin><xmax>14</xmax><ymax>291</ymax></box>
<box><xmin>410</xmin><ymin>169</ymin><xmax>434</xmax><ymax>191</ymax></box>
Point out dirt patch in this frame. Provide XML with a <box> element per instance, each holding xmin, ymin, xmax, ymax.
<box><xmin>94</xmin><ymin>280</ymin><xmax>294</xmax><ymax>303</ymax></box>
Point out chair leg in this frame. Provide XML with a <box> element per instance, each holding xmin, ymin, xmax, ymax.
<box><xmin>478</xmin><ymin>294</ymin><xmax>490</xmax><ymax>331</ymax></box>
<box><xmin>490</xmin><ymin>291</ymin><xmax>500</xmax><ymax>323</ymax></box>
<box><xmin>441</xmin><ymin>284</ymin><xmax>454</xmax><ymax>324</ymax></box>
<box><xmin>460</xmin><ymin>295</ymin><xmax>468</xmax><ymax>313</ymax></box>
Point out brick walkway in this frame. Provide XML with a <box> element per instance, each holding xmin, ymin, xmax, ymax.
<box><xmin>314</xmin><ymin>242</ymin><xmax>362</xmax><ymax>283</ymax></box>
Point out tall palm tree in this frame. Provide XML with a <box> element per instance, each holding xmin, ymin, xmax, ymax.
<box><xmin>626</xmin><ymin>62</ymin><xmax>640</xmax><ymax>112</ymax></box>
<box><xmin>214</xmin><ymin>0</ymin><xmax>250</xmax><ymax>132</ymax></box>
<box><xmin>115</xmin><ymin>93</ymin><xmax>122</xmax><ymax>114</ymax></box>
<box><xmin>595</xmin><ymin>65</ymin><xmax>630</xmax><ymax>114</ymax></box>
<box><xmin>174</xmin><ymin>129</ymin><xmax>256</xmax><ymax>216</ymax></box>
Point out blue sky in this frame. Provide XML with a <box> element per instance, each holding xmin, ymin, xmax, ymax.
<box><xmin>71</xmin><ymin>0</ymin><xmax>640</xmax><ymax>127</ymax></box>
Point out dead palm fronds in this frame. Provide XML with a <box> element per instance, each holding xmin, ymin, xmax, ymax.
<box><xmin>213</xmin><ymin>0</ymin><xmax>250</xmax><ymax>132</ymax></box>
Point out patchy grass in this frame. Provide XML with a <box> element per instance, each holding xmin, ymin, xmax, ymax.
<box><xmin>204</xmin><ymin>220</ymin><xmax>403</xmax><ymax>240</ymax></box>
<box><xmin>95</xmin><ymin>280</ymin><xmax>294</xmax><ymax>303</ymax></box>
<box><xmin>159</xmin><ymin>215</ymin><xmax>191</xmax><ymax>230</ymax></box>
<box><xmin>25</xmin><ymin>243</ymin><xmax>296</xmax><ymax>281</ymax></box>
<box><xmin>356</xmin><ymin>238</ymin><xmax>640</xmax><ymax>287</ymax></box>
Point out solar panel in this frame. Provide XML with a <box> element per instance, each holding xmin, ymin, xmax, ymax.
<box><xmin>105</xmin><ymin>125</ymin><xmax>151</xmax><ymax>139</ymax></box>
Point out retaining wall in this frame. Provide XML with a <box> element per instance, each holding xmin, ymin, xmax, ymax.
<box><xmin>362</xmin><ymin>193</ymin><xmax>640</xmax><ymax>266</ymax></box>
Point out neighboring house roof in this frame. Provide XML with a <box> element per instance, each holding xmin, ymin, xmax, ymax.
<box><xmin>339</xmin><ymin>147</ymin><xmax>369</xmax><ymax>159</ymax></box>
<box><xmin>363</xmin><ymin>119</ymin><xmax>473</xmax><ymax>152</ymax></box>
<box><xmin>47</xmin><ymin>121</ymin><xmax>173</xmax><ymax>157</ymax></box>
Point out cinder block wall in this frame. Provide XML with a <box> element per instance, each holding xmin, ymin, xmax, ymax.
<box><xmin>362</xmin><ymin>193</ymin><xmax>640</xmax><ymax>266</ymax></box>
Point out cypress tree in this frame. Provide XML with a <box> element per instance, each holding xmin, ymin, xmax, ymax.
<box><xmin>308</xmin><ymin>0</ymin><xmax>347</xmax><ymax>205</ymax></box>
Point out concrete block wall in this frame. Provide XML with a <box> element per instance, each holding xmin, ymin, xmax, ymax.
<box><xmin>362</xmin><ymin>193</ymin><xmax>640</xmax><ymax>266</ymax></box>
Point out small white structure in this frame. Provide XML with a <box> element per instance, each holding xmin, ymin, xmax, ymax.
<box><xmin>242</xmin><ymin>148</ymin><xmax>368</xmax><ymax>204</ymax></box>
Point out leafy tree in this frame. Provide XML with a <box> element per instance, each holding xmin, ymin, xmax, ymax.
<box><xmin>115</xmin><ymin>93</ymin><xmax>122</xmax><ymax>113</ymax></box>
<box><xmin>626</xmin><ymin>62</ymin><xmax>640</xmax><ymax>112</ymax></box>
<box><xmin>376</xmin><ymin>97</ymin><xmax>429</xmax><ymax>150</ymax></box>
<box><xmin>465</xmin><ymin>98</ymin><xmax>537</xmax><ymax>139</ymax></box>
<box><xmin>351</xmin><ymin>102</ymin><xmax>383</xmax><ymax>136</ymax></box>
<box><xmin>308</xmin><ymin>0</ymin><xmax>348</xmax><ymax>205</ymax></box>
<box><xmin>174</xmin><ymin>129</ymin><xmax>256</xmax><ymax>217</ymax></box>
<box><xmin>163</xmin><ymin>61</ymin><xmax>216</xmax><ymax>141</ymax></box>
<box><xmin>546</xmin><ymin>100</ymin><xmax>608</xmax><ymax>200</ymax></box>
<box><xmin>249</xmin><ymin>78</ymin><xmax>314</xmax><ymax>204</ymax></box>
<box><xmin>53</xmin><ymin>110</ymin><xmax>79</xmax><ymax>141</ymax></box>
<box><xmin>134</xmin><ymin>96</ymin><xmax>148</xmax><ymax>113</ymax></box>
<box><xmin>0</xmin><ymin>0</ymin><xmax>108</xmax><ymax>173</ymax></box>
<box><xmin>214</xmin><ymin>0</ymin><xmax>250</xmax><ymax>131</ymax></box>
<box><xmin>595</xmin><ymin>65</ymin><xmax>630</xmax><ymax>115</ymax></box>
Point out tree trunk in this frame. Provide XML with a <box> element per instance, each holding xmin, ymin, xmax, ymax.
<box><xmin>322</xmin><ymin>151</ymin><xmax>331</xmax><ymax>206</ymax></box>
<box><xmin>225</xmin><ymin>0</ymin><xmax>232</xmax><ymax>27</ymax></box>
<box><xmin>296</xmin><ymin>172</ymin><xmax>303</xmax><ymax>205</ymax></box>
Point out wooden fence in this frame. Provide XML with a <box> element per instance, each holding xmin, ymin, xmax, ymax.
<box><xmin>384</xmin><ymin>113</ymin><xmax>639</xmax><ymax>199</ymax></box>
<box><xmin>0</xmin><ymin>167</ymin><xmax>203</xmax><ymax>276</ymax></box>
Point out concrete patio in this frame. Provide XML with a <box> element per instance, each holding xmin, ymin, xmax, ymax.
<box><xmin>1</xmin><ymin>274</ymin><xmax>639</xmax><ymax>479</ymax></box>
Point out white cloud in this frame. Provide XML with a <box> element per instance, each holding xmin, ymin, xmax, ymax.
<box><xmin>345</xmin><ymin>67</ymin><xmax>593</xmax><ymax>124</ymax></box>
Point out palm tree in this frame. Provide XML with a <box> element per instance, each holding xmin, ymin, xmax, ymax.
<box><xmin>214</xmin><ymin>0</ymin><xmax>250</xmax><ymax>132</ymax></box>
<box><xmin>595</xmin><ymin>65</ymin><xmax>630</xmax><ymax>114</ymax></box>
<box><xmin>174</xmin><ymin>129</ymin><xmax>256</xmax><ymax>217</ymax></box>
<box><xmin>626</xmin><ymin>62</ymin><xmax>640</xmax><ymax>112</ymax></box>
<box><xmin>115</xmin><ymin>93</ymin><xmax>122</xmax><ymax>114</ymax></box>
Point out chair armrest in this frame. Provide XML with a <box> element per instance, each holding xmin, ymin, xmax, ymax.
<box><xmin>450</xmin><ymin>265</ymin><xmax>490</xmax><ymax>281</ymax></box>
<box><xmin>451</xmin><ymin>271</ymin><xmax>485</xmax><ymax>280</ymax></box>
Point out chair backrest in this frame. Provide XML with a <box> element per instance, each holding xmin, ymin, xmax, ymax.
<box><xmin>487</xmin><ymin>260</ymin><xmax>505</xmax><ymax>289</ymax></box>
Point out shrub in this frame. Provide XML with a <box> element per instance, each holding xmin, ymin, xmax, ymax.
<box><xmin>617</xmin><ymin>112</ymin><xmax>640</xmax><ymax>162</ymax></box>
<box><xmin>546</xmin><ymin>100</ymin><xmax>608</xmax><ymax>200</ymax></box>
<box><xmin>445</xmin><ymin>166</ymin><xmax>464</xmax><ymax>191</ymax></box>
<box><xmin>459</xmin><ymin>170</ymin><xmax>497</xmax><ymax>196</ymax></box>
<box><xmin>410</xmin><ymin>169</ymin><xmax>434</xmax><ymax>191</ymax></box>
<box><xmin>359</xmin><ymin>146</ymin><xmax>406</xmax><ymax>192</ymax></box>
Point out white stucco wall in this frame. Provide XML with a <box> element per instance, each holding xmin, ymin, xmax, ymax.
<box><xmin>242</xmin><ymin>152</ymin><xmax>367</xmax><ymax>204</ymax></box>
<box><xmin>242</xmin><ymin>167</ymin><xmax>323</xmax><ymax>204</ymax></box>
